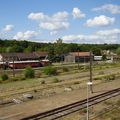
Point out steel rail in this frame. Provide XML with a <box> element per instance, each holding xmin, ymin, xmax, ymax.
<box><xmin>21</xmin><ymin>88</ymin><xmax>120</xmax><ymax>120</ymax></box>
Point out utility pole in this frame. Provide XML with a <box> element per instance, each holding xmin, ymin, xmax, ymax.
<box><xmin>89</xmin><ymin>51</ymin><xmax>93</xmax><ymax>93</ymax></box>
<box><xmin>78</xmin><ymin>49</ymin><xmax>80</xmax><ymax>69</ymax></box>
<box><xmin>87</xmin><ymin>82</ymin><xmax>93</xmax><ymax>120</ymax></box>
<box><xmin>12</xmin><ymin>56</ymin><xmax>15</xmax><ymax>77</ymax></box>
<box><xmin>3</xmin><ymin>56</ymin><xmax>5</xmax><ymax>74</ymax></box>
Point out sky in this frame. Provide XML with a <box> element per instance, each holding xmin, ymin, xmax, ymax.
<box><xmin>0</xmin><ymin>0</ymin><xmax>120</xmax><ymax>44</ymax></box>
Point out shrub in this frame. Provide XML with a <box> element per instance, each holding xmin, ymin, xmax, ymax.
<box><xmin>10</xmin><ymin>77</ymin><xmax>19</xmax><ymax>81</ymax></box>
<box><xmin>62</xmin><ymin>67</ymin><xmax>69</xmax><ymax>72</ymax></box>
<box><xmin>109</xmin><ymin>74</ymin><xmax>116</xmax><ymax>80</ymax></box>
<box><xmin>105</xmin><ymin>74</ymin><xmax>116</xmax><ymax>81</ymax></box>
<box><xmin>53</xmin><ymin>78</ymin><xmax>59</xmax><ymax>83</ymax></box>
<box><xmin>24</xmin><ymin>66</ymin><xmax>35</xmax><ymax>78</ymax></box>
<box><xmin>41</xmin><ymin>80</ymin><xmax>45</xmax><ymax>84</ymax></box>
<box><xmin>43</xmin><ymin>66</ymin><xmax>57</xmax><ymax>75</ymax></box>
<box><xmin>74</xmin><ymin>81</ymin><xmax>80</xmax><ymax>84</ymax></box>
<box><xmin>1</xmin><ymin>74</ymin><xmax>8</xmax><ymax>81</ymax></box>
<box><xmin>20</xmin><ymin>77</ymin><xmax>26</xmax><ymax>81</ymax></box>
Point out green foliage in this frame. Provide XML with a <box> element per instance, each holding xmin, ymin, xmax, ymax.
<box><xmin>62</xmin><ymin>67</ymin><xmax>69</xmax><ymax>72</ymax></box>
<box><xmin>1</xmin><ymin>74</ymin><xmax>8</xmax><ymax>81</ymax></box>
<box><xmin>43</xmin><ymin>66</ymin><xmax>57</xmax><ymax>75</ymax></box>
<box><xmin>0</xmin><ymin>39</ymin><xmax>120</xmax><ymax>60</ymax></box>
<box><xmin>94</xmin><ymin>74</ymin><xmax>116</xmax><ymax>81</ymax></box>
<box><xmin>20</xmin><ymin>77</ymin><xmax>26</xmax><ymax>81</ymax></box>
<box><xmin>24</xmin><ymin>66</ymin><xmax>35</xmax><ymax>78</ymax></box>
<box><xmin>116</xmin><ymin>47</ymin><xmax>120</xmax><ymax>56</ymax></box>
<box><xmin>102</xmin><ymin>55</ymin><xmax>107</xmax><ymax>61</ymax></box>
<box><xmin>24</xmin><ymin>46</ymin><xmax>33</xmax><ymax>53</ymax></box>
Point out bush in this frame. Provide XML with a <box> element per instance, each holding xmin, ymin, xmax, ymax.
<box><xmin>62</xmin><ymin>67</ymin><xmax>69</xmax><ymax>72</ymax></box>
<box><xmin>41</xmin><ymin>80</ymin><xmax>45</xmax><ymax>84</ymax></box>
<box><xmin>24</xmin><ymin>66</ymin><xmax>35</xmax><ymax>78</ymax></box>
<box><xmin>1</xmin><ymin>74</ymin><xmax>8</xmax><ymax>81</ymax></box>
<box><xmin>10</xmin><ymin>77</ymin><xmax>19</xmax><ymax>81</ymax></box>
<box><xmin>74</xmin><ymin>81</ymin><xmax>80</xmax><ymax>84</ymax></box>
<box><xmin>53</xmin><ymin>78</ymin><xmax>59</xmax><ymax>83</ymax></box>
<box><xmin>43</xmin><ymin>66</ymin><xmax>57</xmax><ymax>75</ymax></box>
<box><xmin>20</xmin><ymin>77</ymin><xmax>26</xmax><ymax>81</ymax></box>
<box><xmin>105</xmin><ymin>74</ymin><xmax>116</xmax><ymax>81</ymax></box>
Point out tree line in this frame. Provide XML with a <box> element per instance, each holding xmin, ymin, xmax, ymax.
<box><xmin>0</xmin><ymin>39</ymin><xmax>120</xmax><ymax>61</ymax></box>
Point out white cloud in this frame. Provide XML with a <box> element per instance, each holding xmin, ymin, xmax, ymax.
<box><xmin>96</xmin><ymin>28</ymin><xmax>120</xmax><ymax>35</ymax></box>
<box><xmin>72</xmin><ymin>7</ymin><xmax>85</xmax><ymax>19</ymax></box>
<box><xmin>39</xmin><ymin>22</ymin><xmax>69</xmax><ymax>31</ymax></box>
<box><xmin>13</xmin><ymin>31</ymin><xmax>37</xmax><ymax>40</ymax></box>
<box><xmin>52</xmin><ymin>11</ymin><xmax>68</xmax><ymax>21</ymax></box>
<box><xmin>50</xmin><ymin>31</ymin><xmax>58</xmax><ymax>35</ymax></box>
<box><xmin>28</xmin><ymin>11</ymin><xmax>69</xmax><ymax>34</ymax></box>
<box><xmin>62</xmin><ymin>28</ymin><xmax>120</xmax><ymax>44</ymax></box>
<box><xmin>92</xmin><ymin>4</ymin><xmax>120</xmax><ymax>14</ymax></box>
<box><xmin>3</xmin><ymin>24</ymin><xmax>14</xmax><ymax>32</ymax></box>
<box><xmin>86</xmin><ymin>15</ymin><xmax>115</xmax><ymax>27</ymax></box>
<box><xmin>28</xmin><ymin>12</ymin><xmax>48</xmax><ymax>21</ymax></box>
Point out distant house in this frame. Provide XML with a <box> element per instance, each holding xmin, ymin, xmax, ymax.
<box><xmin>0</xmin><ymin>52</ymin><xmax>48</xmax><ymax>62</ymax></box>
<box><xmin>64</xmin><ymin>52</ymin><xmax>93</xmax><ymax>63</ymax></box>
<box><xmin>0</xmin><ymin>53</ymin><xmax>18</xmax><ymax>61</ymax></box>
<box><xmin>94</xmin><ymin>56</ymin><xmax>102</xmax><ymax>61</ymax></box>
<box><xmin>34</xmin><ymin>52</ymin><xmax>48</xmax><ymax>60</ymax></box>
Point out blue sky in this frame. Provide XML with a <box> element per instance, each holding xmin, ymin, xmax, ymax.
<box><xmin>0</xmin><ymin>0</ymin><xmax>120</xmax><ymax>44</ymax></box>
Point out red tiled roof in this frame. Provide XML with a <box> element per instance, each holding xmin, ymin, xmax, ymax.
<box><xmin>70</xmin><ymin>52</ymin><xmax>90</xmax><ymax>57</ymax></box>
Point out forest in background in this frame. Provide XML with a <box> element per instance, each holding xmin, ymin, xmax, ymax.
<box><xmin>0</xmin><ymin>39</ymin><xmax>120</xmax><ymax>58</ymax></box>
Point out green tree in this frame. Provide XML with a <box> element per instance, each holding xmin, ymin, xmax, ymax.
<box><xmin>24</xmin><ymin>66</ymin><xmax>35</xmax><ymax>78</ymax></box>
<box><xmin>116</xmin><ymin>47</ymin><xmax>120</xmax><ymax>56</ymax></box>
<box><xmin>24</xmin><ymin>46</ymin><xmax>33</xmax><ymax>53</ymax></box>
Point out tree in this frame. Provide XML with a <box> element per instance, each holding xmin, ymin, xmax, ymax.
<box><xmin>92</xmin><ymin>47</ymin><xmax>101</xmax><ymax>56</ymax></box>
<box><xmin>116</xmin><ymin>47</ymin><xmax>120</xmax><ymax>56</ymax></box>
<box><xmin>24</xmin><ymin>46</ymin><xmax>33</xmax><ymax>53</ymax></box>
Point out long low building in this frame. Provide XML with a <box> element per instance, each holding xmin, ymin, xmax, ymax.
<box><xmin>0</xmin><ymin>52</ymin><xmax>48</xmax><ymax>62</ymax></box>
<box><xmin>64</xmin><ymin>52</ymin><xmax>93</xmax><ymax>63</ymax></box>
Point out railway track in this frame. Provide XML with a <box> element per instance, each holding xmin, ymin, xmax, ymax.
<box><xmin>21</xmin><ymin>88</ymin><xmax>120</xmax><ymax>120</ymax></box>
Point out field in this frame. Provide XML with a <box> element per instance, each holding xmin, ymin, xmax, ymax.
<box><xmin>0</xmin><ymin>62</ymin><xmax>120</xmax><ymax>120</ymax></box>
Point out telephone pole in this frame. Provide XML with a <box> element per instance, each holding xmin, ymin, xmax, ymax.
<box><xmin>12</xmin><ymin>56</ymin><xmax>15</xmax><ymax>77</ymax></box>
<box><xmin>89</xmin><ymin>51</ymin><xmax>93</xmax><ymax>93</ymax></box>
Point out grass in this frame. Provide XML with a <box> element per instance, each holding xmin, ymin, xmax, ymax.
<box><xmin>1</xmin><ymin>62</ymin><xmax>120</xmax><ymax>99</ymax></box>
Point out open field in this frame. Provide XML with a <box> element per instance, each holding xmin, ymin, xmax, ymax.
<box><xmin>0</xmin><ymin>62</ymin><xmax>120</xmax><ymax>119</ymax></box>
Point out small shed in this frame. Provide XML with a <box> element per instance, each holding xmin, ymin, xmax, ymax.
<box><xmin>64</xmin><ymin>52</ymin><xmax>93</xmax><ymax>63</ymax></box>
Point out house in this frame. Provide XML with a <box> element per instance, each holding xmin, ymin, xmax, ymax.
<box><xmin>0</xmin><ymin>53</ymin><xmax>18</xmax><ymax>61</ymax></box>
<box><xmin>34</xmin><ymin>52</ymin><xmax>48</xmax><ymax>60</ymax></box>
<box><xmin>64</xmin><ymin>52</ymin><xmax>93</xmax><ymax>63</ymax></box>
<box><xmin>94</xmin><ymin>56</ymin><xmax>102</xmax><ymax>61</ymax></box>
<box><xmin>0</xmin><ymin>52</ymin><xmax>48</xmax><ymax>62</ymax></box>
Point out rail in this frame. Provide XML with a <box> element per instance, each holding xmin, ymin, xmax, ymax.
<box><xmin>21</xmin><ymin>88</ymin><xmax>120</xmax><ymax>120</ymax></box>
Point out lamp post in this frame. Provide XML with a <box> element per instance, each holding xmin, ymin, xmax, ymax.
<box><xmin>87</xmin><ymin>82</ymin><xmax>93</xmax><ymax>120</ymax></box>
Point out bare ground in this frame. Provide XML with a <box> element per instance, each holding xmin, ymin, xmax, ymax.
<box><xmin>0</xmin><ymin>78</ymin><xmax>120</xmax><ymax>120</ymax></box>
